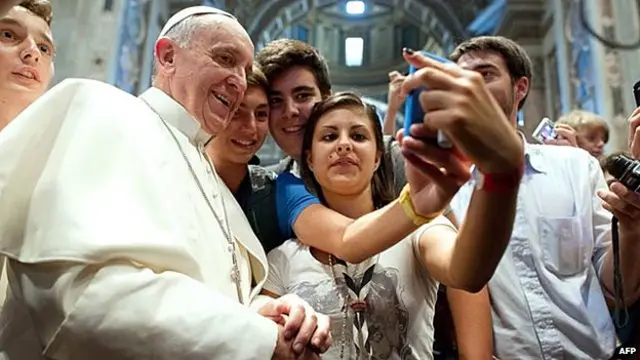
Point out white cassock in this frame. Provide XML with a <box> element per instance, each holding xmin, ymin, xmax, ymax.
<box><xmin>0</xmin><ymin>79</ymin><xmax>278</xmax><ymax>359</ymax></box>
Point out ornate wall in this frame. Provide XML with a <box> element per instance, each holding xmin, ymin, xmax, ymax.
<box><xmin>48</xmin><ymin>0</ymin><xmax>640</xmax><ymax>158</ymax></box>
<box><xmin>498</xmin><ymin>0</ymin><xmax>640</xmax><ymax>152</ymax></box>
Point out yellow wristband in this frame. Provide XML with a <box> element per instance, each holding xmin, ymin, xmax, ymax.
<box><xmin>398</xmin><ymin>185</ymin><xmax>443</xmax><ymax>226</ymax></box>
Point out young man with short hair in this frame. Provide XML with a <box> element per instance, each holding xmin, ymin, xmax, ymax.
<box><xmin>257</xmin><ymin>39</ymin><xmax>331</xmax><ymax>174</ymax></box>
<box><xmin>446</xmin><ymin>35</ymin><xmax>640</xmax><ymax>360</ymax></box>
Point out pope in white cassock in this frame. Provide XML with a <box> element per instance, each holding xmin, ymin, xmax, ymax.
<box><xmin>0</xmin><ymin>6</ymin><xmax>331</xmax><ymax>360</ymax></box>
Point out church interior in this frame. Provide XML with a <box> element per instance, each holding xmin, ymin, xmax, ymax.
<box><xmin>50</xmin><ymin>0</ymin><xmax>640</xmax><ymax>165</ymax></box>
<box><xmin>2</xmin><ymin>0</ymin><xmax>640</xmax><ymax>356</ymax></box>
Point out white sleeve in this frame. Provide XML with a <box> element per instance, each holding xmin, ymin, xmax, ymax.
<box><xmin>263</xmin><ymin>245</ymin><xmax>292</xmax><ymax>297</ymax></box>
<box><xmin>11</xmin><ymin>260</ymin><xmax>278</xmax><ymax>360</ymax></box>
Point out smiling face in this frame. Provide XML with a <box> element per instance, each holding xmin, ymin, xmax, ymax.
<box><xmin>208</xmin><ymin>85</ymin><xmax>269</xmax><ymax>165</ymax></box>
<box><xmin>268</xmin><ymin>66</ymin><xmax>324</xmax><ymax>160</ymax></box>
<box><xmin>0</xmin><ymin>4</ymin><xmax>54</xmax><ymax>109</ymax></box>
<box><xmin>306</xmin><ymin>105</ymin><xmax>381</xmax><ymax>197</ymax></box>
<box><xmin>155</xmin><ymin>15</ymin><xmax>254</xmax><ymax>135</ymax></box>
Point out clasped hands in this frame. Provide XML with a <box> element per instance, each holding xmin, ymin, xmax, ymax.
<box><xmin>258</xmin><ymin>294</ymin><xmax>332</xmax><ymax>360</ymax></box>
<box><xmin>392</xmin><ymin>49</ymin><xmax>524</xmax><ymax>217</ymax></box>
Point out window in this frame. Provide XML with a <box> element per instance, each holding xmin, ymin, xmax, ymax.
<box><xmin>345</xmin><ymin>37</ymin><xmax>364</xmax><ymax>67</ymax></box>
<box><xmin>103</xmin><ymin>0</ymin><xmax>114</xmax><ymax>12</ymax></box>
<box><xmin>345</xmin><ymin>1</ymin><xmax>365</xmax><ymax>15</ymax></box>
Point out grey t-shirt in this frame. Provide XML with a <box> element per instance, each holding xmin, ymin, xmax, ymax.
<box><xmin>384</xmin><ymin>135</ymin><xmax>407</xmax><ymax>197</ymax></box>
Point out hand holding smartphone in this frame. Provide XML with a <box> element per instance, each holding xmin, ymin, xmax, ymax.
<box><xmin>403</xmin><ymin>51</ymin><xmax>453</xmax><ymax>148</ymax></box>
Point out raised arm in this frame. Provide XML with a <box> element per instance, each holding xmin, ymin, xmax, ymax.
<box><xmin>277</xmin><ymin>172</ymin><xmax>420</xmax><ymax>264</ymax></box>
<box><xmin>401</xmin><ymin>50</ymin><xmax>524</xmax><ymax>292</ymax></box>
<box><xmin>383</xmin><ymin>71</ymin><xmax>406</xmax><ymax>136</ymax></box>
<box><xmin>415</xmin><ymin>182</ymin><xmax>519</xmax><ymax>292</ymax></box>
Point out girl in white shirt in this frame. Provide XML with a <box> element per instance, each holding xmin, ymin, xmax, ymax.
<box><xmin>263</xmin><ymin>92</ymin><xmax>475</xmax><ymax>360</ymax></box>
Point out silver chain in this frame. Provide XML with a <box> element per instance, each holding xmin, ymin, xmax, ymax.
<box><xmin>147</xmin><ymin>102</ymin><xmax>244</xmax><ymax>304</ymax></box>
<box><xmin>328</xmin><ymin>254</ymin><xmax>349</xmax><ymax>360</ymax></box>
<box><xmin>328</xmin><ymin>253</ymin><xmax>379</xmax><ymax>360</ymax></box>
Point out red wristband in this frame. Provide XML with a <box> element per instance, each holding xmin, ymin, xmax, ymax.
<box><xmin>476</xmin><ymin>163</ymin><xmax>524</xmax><ymax>192</ymax></box>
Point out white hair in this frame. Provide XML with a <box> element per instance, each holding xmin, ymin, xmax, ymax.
<box><xmin>164</xmin><ymin>14</ymin><xmax>227</xmax><ymax>48</ymax></box>
<box><xmin>152</xmin><ymin>13</ymin><xmax>235</xmax><ymax>78</ymax></box>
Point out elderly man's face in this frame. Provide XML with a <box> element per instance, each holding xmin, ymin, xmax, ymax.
<box><xmin>0</xmin><ymin>5</ymin><xmax>55</xmax><ymax>108</ymax></box>
<box><xmin>163</xmin><ymin>16</ymin><xmax>254</xmax><ymax>136</ymax></box>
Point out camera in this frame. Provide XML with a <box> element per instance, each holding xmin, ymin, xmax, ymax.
<box><xmin>605</xmin><ymin>153</ymin><xmax>640</xmax><ymax>193</ymax></box>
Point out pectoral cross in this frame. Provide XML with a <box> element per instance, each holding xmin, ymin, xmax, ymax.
<box><xmin>229</xmin><ymin>238</ymin><xmax>243</xmax><ymax>304</ymax></box>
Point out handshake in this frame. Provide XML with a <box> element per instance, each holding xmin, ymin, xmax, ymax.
<box><xmin>258</xmin><ymin>294</ymin><xmax>332</xmax><ymax>360</ymax></box>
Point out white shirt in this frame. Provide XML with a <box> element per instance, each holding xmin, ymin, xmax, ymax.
<box><xmin>451</xmin><ymin>143</ymin><xmax>616</xmax><ymax>360</ymax></box>
<box><xmin>0</xmin><ymin>80</ymin><xmax>277</xmax><ymax>360</ymax></box>
<box><xmin>264</xmin><ymin>217</ymin><xmax>454</xmax><ymax>360</ymax></box>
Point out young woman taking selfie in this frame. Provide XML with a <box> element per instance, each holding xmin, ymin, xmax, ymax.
<box><xmin>262</xmin><ymin>92</ymin><xmax>497</xmax><ymax>359</ymax></box>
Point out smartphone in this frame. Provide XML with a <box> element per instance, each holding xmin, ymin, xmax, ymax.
<box><xmin>532</xmin><ymin>117</ymin><xmax>557</xmax><ymax>143</ymax></box>
<box><xmin>404</xmin><ymin>51</ymin><xmax>453</xmax><ymax>148</ymax></box>
<box><xmin>633</xmin><ymin>79</ymin><xmax>640</xmax><ymax>106</ymax></box>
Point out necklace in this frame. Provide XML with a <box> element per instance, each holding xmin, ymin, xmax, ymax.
<box><xmin>328</xmin><ymin>254</ymin><xmax>349</xmax><ymax>359</ymax></box>
<box><xmin>328</xmin><ymin>254</ymin><xmax>378</xmax><ymax>360</ymax></box>
<box><xmin>147</xmin><ymin>102</ymin><xmax>244</xmax><ymax>304</ymax></box>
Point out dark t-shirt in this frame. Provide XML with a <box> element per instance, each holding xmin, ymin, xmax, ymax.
<box><xmin>233</xmin><ymin>165</ymin><xmax>289</xmax><ymax>254</ymax></box>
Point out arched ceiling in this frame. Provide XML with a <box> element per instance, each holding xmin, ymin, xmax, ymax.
<box><xmin>169</xmin><ymin>0</ymin><xmax>494</xmax><ymax>95</ymax></box>
<box><xmin>223</xmin><ymin>0</ymin><xmax>493</xmax><ymax>94</ymax></box>
<box><xmin>223</xmin><ymin>0</ymin><xmax>492</xmax><ymax>42</ymax></box>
